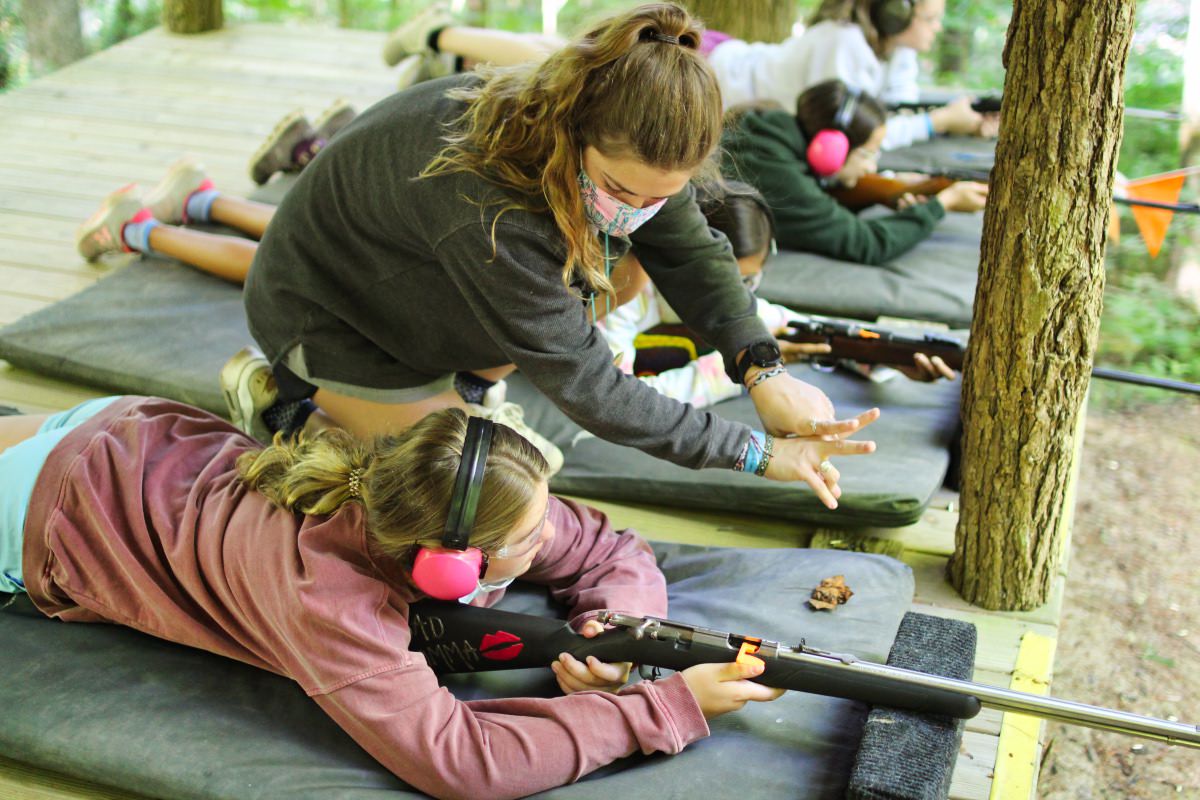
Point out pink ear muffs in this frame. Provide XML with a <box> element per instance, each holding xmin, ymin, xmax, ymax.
<box><xmin>807</xmin><ymin>129</ymin><xmax>851</xmax><ymax>178</ymax></box>
<box><xmin>411</xmin><ymin>546</ymin><xmax>487</xmax><ymax>601</ymax></box>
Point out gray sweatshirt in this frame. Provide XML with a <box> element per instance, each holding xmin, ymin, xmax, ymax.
<box><xmin>244</xmin><ymin>75</ymin><xmax>773</xmax><ymax>469</ymax></box>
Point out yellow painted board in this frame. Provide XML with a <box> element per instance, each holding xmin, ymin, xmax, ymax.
<box><xmin>989</xmin><ymin>632</ymin><xmax>1056</xmax><ymax>800</ymax></box>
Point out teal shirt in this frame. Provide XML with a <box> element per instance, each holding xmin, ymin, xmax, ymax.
<box><xmin>722</xmin><ymin>109</ymin><xmax>946</xmax><ymax>265</ymax></box>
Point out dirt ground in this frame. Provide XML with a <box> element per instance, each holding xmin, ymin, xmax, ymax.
<box><xmin>1037</xmin><ymin>399</ymin><xmax>1200</xmax><ymax>799</ymax></box>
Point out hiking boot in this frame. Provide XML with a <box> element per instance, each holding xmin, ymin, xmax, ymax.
<box><xmin>220</xmin><ymin>346</ymin><xmax>278</xmax><ymax>443</ymax></box>
<box><xmin>382</xmin><ymin>3</ymin><xmax>454</xmax><ymax>66</ymax></box>
<box><xmin>248</xmin><ymin>109</ymin><xmax>316</xmax><ymax>185</ymax></box>
<box><xmin>468</xmin><ymin>401</ymin><xmax>563</xmax><ymax>476</ymax></box>
<box><xmin>313</xmin><ymin>98</ymin><xmax>357</xmax><ymax>141</ymax></box>
<box><xmin>75</xmin><ymin>184</ymin><xmax>145</xmax><ymax>262</ymax></box>
<box><xmin>145</xmin><ymin>157</ymin><xmax>213</xmax><ymax>225</ymax></box>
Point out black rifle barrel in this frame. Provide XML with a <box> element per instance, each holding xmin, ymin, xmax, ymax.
<box><xmin>1113</xmin><ymin>195</ymin><xmax>1200</xmax><ymax>214</ymax></box>
<box><xmin>1091</xmin><ymin>366</ymin><xmax>1200</xmax><ymax>396</ymax></box>
<box><xmin>407</xmin><ymin>602</ymin><xmax>1200</xmax><ymax>748</ymax></box>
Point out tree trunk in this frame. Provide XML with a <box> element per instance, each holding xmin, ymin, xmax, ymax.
<box><xmin>18</xmin><ymin>0</ymin><xmax>86</xmax><ymax>75</ymax></box>
<box><xmin>948</xmin><ymin>0</ymin><xmax>1135</xmax><ymax>611</ymax></box>
<box><xmin>686</xmin><ymin>0</ymin><xmax>796</xmax><ymax>43</ymax></box>
<box><xmin>1165</xmin><ymin>0</ymin><xmax>1200</xmax><ymax>307</ymax></box>
<box><xmin>162</xmin><ymin>0</ymin><xmax>223</xmax><ymax>34</ymax></box>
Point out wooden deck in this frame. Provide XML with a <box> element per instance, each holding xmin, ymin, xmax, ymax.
<box><xmin>0</xmin><ymin>23</ymin><xmax>1064</xmax><ymax>800</ymax></box>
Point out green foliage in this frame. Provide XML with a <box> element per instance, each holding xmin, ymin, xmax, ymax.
<box><xmin>1091</xmin><ymin>272</ymin><xmax>1200</xmax><ymax>409</ymax></box>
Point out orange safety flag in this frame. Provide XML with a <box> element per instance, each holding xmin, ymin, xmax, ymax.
<box><xmin>1123</xmin><ymin>167</ymin><xmax>1200</xmax><ymax>258</ymax></box>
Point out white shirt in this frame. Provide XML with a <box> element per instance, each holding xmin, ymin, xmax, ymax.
<box><xmin>707</xmin><ymin>21</ymin><xmax>931</xmax><ymax>150</ymax></box>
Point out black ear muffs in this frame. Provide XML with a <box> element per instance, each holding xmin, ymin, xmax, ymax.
<box><xmin>871</xmin><ymin>0</ymin><xmax>916</xmax><ymax>38</ymax></box>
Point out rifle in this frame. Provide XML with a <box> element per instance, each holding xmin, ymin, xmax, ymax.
<box><xmin>407</xmin><ymin>601</ymin><xmax>1200</xmax><ymax>749</ymax></box>
<box><xmin>829</xmin><ymin>170</ymin><xmax>990</xmax><ymax>212</ymax></box>
<box><xmin>779</xmin><ymin>315</ymin><xmax>1200</xmax><ymax>397</ymax></box>
<box><xmin>888</xmin><ymin>96</ymin><xmax>1003</xmax><ymax>115</ymax></box>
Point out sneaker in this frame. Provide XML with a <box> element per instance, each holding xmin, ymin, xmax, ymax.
<box><xmin>75</xmin><ymin>184</ymin><xmax>145</xmax><ymax>262</ymax></box>
<box><xmin>313</xmin><ymin>98</ymin><xmax>357</xmax><ymax>141</ymax></box>
<box><xmin>382</xmin><ymin>2</ymin><xmax>454</xmax><ymax>66</ymax></box>
<box><xmin>394</xmin><ymin>53</ymin><xmax>424</xmax><ymax>91</ymax></box>
<box><xmin>145</xmin><ymin>157</ymin><xmax>212</xmax><ymax>225</ymax></box>
<box><xmin>248</xmin><ymin>109</ymin><xmax>316</xmax><ymax>185</ymax></box>
<box><xmin>468</xmin><ymin>401</ymin><xmax>564</xmax><ymax>476</ymax></box>
<box><xmin>220</xmin><ymin>346</ymin><xmax>278</xmax><ymax>443</ymax></box>
<box><xmin>481</xmin><ymin>379</ymin><xmax>508</xmax><ymax>409</ymax></box>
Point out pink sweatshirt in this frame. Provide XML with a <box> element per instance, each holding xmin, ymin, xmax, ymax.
<box><xmin>22</xmin><ymin>397</ymin><xmax>709</xmax><ymax>799</ymax></box>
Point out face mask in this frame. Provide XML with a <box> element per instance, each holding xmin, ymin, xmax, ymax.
<box><xmin>457</xmin><ymin>576</ymin><xmax>516</xmax><ymax>605</ymax></box>
<box><xmin>578</xmin><ymin>168</ymin><xmax>668</xmax><ymax>237</ymax></box>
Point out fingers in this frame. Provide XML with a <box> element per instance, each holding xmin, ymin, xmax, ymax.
<box><xmin>550</xmin><ymin>653</ymin><xmax>630</xmax><ymax>694</ymax></box>
<box><xmin>930</xmin><ymin>355</ymin><xmax>957</xmax><ymax>381</ymax></box>
<box><xmin>579</xmin><ymin>620</ymin><xmax>606</xmax><ymax>638</ymax></box>
<box><xmin>824</xmin><ymin>437</ymin><xmax>877</xmax><ymax>456</ymax></box>
<box><xmin>718</xmin><ymin>661</ymin><xmax>787</xmax><ymax>704</ymax></box>
<box><xmin>778</xmin><ymin>340</ymin><xmax>832</xmax><ymax>361</ymax></box>
<box><xmin>803</xmin><ymin>468</ymin><xmax>839</xmax><ymax>509</ymax></box>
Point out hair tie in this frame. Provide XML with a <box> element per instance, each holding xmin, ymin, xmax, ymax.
<box><xmin>347</xmin><ymin>467</ymin><xmax>365</xmax><ymax>499</ymax></box>
<box><xmin>648</xmin><ymin>31</ymin><xmax>680</xmax><ymax>44</ymax></box>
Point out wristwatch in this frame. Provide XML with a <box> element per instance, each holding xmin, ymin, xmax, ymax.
<box><xmin>736</xmin><ymin>341</ymin><xmax>783</xmax><ymax>385</ymax></box>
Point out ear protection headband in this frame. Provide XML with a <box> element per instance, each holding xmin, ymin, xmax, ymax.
<box><xmin>411</xmin><ymin>416</ymin><xmax>495</xmax><ymax>600</ymax></box>
<box><xmin>806</xmin><ymin>87</ymin><xmax>861</xmax><ymax>178</ymax></box>
<box><xmin>870</xmin><ymin>0</ymin><xmax>917</xmax><ymax>38</ymax></box>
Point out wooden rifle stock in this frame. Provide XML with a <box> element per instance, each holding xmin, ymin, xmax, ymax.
<box><xmin>830</xmin><ymin>174</ymin><xmax>957</xmax><ymax>212</ymax></box>
<box><xmin>780</xmin><ymin>316</ymin><xmax>966</xmax><ymax>370</ymax></box>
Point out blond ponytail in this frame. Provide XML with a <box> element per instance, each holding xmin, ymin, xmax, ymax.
<box><xmin>236</xmin><ymin>409</ymin><xmax>550</xmax><ymax>561</ymax></box>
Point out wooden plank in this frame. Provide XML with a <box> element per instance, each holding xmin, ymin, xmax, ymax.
<box><xmin>904</xmin><ymin>550</ymin><xmax>1067</xmax><ymax>628</ymax></box>
<box><xmin>949</xmin><ymin>730</ymin><xmax>999</xmax><ymax>800</ymax></box>
<box><xmin>989</xmin><ymin>632</ymin><xmax>1056</xmax><ymax>800</ymax></box>
<box><xmin>559</xmin><ymin>494</ymin><xmax>813</xmax><ymax>549</ymax></box>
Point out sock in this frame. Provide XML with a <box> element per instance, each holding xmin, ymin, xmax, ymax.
<box><xmin>454</xmin><ymin>372</ymin><xmax>496</xmax><ymax>405</ymax></box>
<box><xmin>427</xmin><ymin>26</ymin><xmax>447</xmax><ymax>53</ymax></box>
<box><xmin>184</xmin><ymin>186</ymin><xmax>219</xmax><ymax>224</ymax></box>
<box><xmin>262</xmin><ymin>398</ymin><xmax>317</xmax><ymax>436</ymax></box>
<box><xmin>121</xmin><ymin>208</ymin><xmax>160</xmax><ymax>253</ymax></box>
<box><xmin>291</xmin><ymin>137</ymin><xmax>328</xmax><ymax>170</ymax></box>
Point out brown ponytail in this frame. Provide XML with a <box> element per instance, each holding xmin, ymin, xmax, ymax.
<box><xmin>422</xmin><ymin>3</ymin><xmax>724</xmax><ymax>301</ymax></box>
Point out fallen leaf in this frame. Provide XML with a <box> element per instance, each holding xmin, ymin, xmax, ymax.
<box><xmin>809</xmin><ymin>574</ymin><xmax>854</xmax><ymax>611</ymax></box>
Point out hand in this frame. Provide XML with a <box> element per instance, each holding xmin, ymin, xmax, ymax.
<box><xmin>895</xmin><ymin>192</ymin><xmax>928</xmax><ymax>211</ymax></box>
<box><xmin>550</xmin><ymin>620</ymin><xmax>632</xmax><ymax>694</ymax></box>
<box><xmin>762</xmin><ymin>411</ymin><xmax>880</xmax><ymax>508</ymax></box>
<box><xmin>935</xmin><ymin>181</ymin><xmax>988</xmax><ymax>213</ymax></box>
<box><xmin>894</xmin><ymin>352</ymin><xmax>957</xmax><ymax>382</ymax></box>
<box><xmin>776</xmin><ymin>338</ymin><xmax>832</xmax><ymax>364</ymax></box>
<box><xmin>979</xmin><ymin>112</ymin><xmax>1001</xmax><ymax>138</ymax></box>
<box><xmin>680</xmin><ymin>660</ymin><xmax>785</xmax><ymax>720</ymax></box>
<box><xmin>747</xmin><ymin>371</ymin><xmax>872</xmax><ymax>443</ymax></box>
<box><xmin>929</xmin><ymin>97</ymin><xmax>983</xmax><ymax>136</ymax></box>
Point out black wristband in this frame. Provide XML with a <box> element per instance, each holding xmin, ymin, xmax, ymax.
<box><xmin>736</xmin><ymin>340</ymin><xmax>783</xmax><ymax>385</ymax></box>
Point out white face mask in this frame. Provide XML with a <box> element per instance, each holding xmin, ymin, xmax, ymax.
<box><xmin>457</xmin><ymin>576</ymin><xmax>517</xmax><ymax>604</ymax></box>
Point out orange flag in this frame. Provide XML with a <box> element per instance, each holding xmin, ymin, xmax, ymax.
<box><xmin>1124</xmin><ymin>167</ymin><xmax>1200</xmax><ymax>258</ymax></box>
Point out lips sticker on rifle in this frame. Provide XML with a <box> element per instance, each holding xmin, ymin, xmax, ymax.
<box><xmin>479</xmin><ymin>630</ymin><xmax>524</xmax><ymax>661</ymax></box>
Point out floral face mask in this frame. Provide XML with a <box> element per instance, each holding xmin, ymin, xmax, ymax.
<box><xmin>578</xmin><ymin>168</ymin><xmax>668</xmax><ymax>237</ymax></box>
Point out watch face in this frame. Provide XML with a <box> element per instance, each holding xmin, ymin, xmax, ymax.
<box><xmin>751</xmin><ymin>341</ymin><xmax>782</xmax><ymax>365</ymax></box>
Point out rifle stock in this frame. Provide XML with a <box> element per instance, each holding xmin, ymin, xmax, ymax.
<box><xmin>408</xmin><ymin>601</ymin><xmax>1200</xmax><ymax>749</ymax></box>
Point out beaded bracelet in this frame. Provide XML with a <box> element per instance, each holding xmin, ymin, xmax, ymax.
<box><xmin>754</xmin><ymin>434</ymin><xmax>775</xmax><ymax>477</ymax></box>
<box><xmin>746</xmin><ymin>364</ymin><xmax>786</xmax><ymax>391</ymax></box>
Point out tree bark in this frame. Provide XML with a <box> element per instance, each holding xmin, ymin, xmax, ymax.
<box><xmin>686</xmin><ymin>0</ymin><xmax>796</xmax><ymax>43</ymax></box>
<box><xmin>162</xmin><ymin>0</ymin><xmax>223</xmax><ymax>34</ymax></box>
<box><xmin>18</xmin><ymin>0</ymin><xmax>86</xmax><ymax>75</ymax></box>
<box><xmin>948</xmin><ymin>0</ymin><xmax>1135</xmax><ymax>610</ymax></box>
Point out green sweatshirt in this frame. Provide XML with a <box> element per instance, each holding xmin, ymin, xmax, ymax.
<box><xmin>722</xmin><ymin>108</ymin><xmax>945</xmax><ymax>265</ymax></box>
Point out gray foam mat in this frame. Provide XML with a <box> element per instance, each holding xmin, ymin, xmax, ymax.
<box><xmin>505</xmin><ymin>365</ymin><xmax>961</xmax><ymax>528</ymax></box>
<box><xmin>757</xmin><ymin>210</ymin><xmax>982</xmax><ymax>328</ymax></box>
<box><xmin>1</xmin><ymin>544</ymin><xmax>916</xmax><ymax>800</ymax></box>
